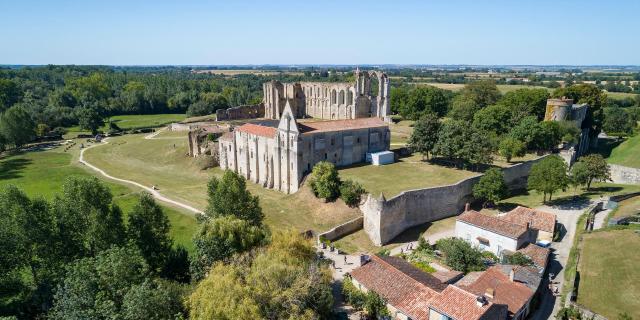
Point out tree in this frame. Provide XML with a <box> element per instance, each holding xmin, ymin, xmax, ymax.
<box><xmin>504</xmin><ymin>252</ymin><xmax>533</xmax><ymax>266</ymax></box>
<box><xmin>205</xmin><ymin>170</ymin><xmax>263</xmax><ymax>225</ymax></box>
<box><xmin>569</xmin><ymin>161</ymin><xmax>590</xmax><ymax>195</ymax></box>
<box><xmin>67</xmin><ymin>73</ymin><xmax>111</xmax><ymax>104</ymax></box>
<box><xmin>127</xmin><ymin>192</ymin><xmax>173</xmax><ymax>273</ymax></box>
<box><xmin>188</xmin><ymin>231</ymin><xmax>333</xmax><ymax>320</ymax></box>
<box><xmin>161</xmin><ymin>246</ymin><xmax>191</xmax><ymax>283</ymax></box>
<box><xmin>499</xmin><ymin>137</ymin><xmax>526</xmax><ymax>163</ymax></box>
<box><xmin>433</xmin><ymin>120</ymin><xmax>495</xmax><ymax>169</ymax></box>
<box><xmin>0</xmin><ymin>105</ymin><xmax>36</xmax><ymax>148</ymax></box>
<box><xmin>363</xmin><ymin>291</ymin><xmax>390</xmax><ymax>319</ymax></box>
<box><xmin>190</xmin><ymin>216</ymin><xmax>267</xmax><ymax>281</ymax></box>
<box><xmin>603</xmin><ymin>107</ymin><xmax>635</xmax><ymax>136</ymax></box>
<box><xmin>52</xmin><ymin>176</ymin><xmax>126</xmax><ymax>258</ymax></box>
<box><xmin>49</xmin><ymin>246</ymin><xmax>150</xmax><ymax>319</ymax></box>
<box><xmin>400</xmin><ymin>86</ymin><xmax>449</xmax><ymax>119</ymax></box>
<box><xmin>473</xmin><ymin>168</ymin><xmax>507</xmax><ymax>207</ymax></box>
<box><xmin>509</xmin><ymin>116</ymin><xmax>543</xmax><ymax>150</ymax></box>
<box><xmin>339</xmin><ymin>179</ymin><xmax>366</xmax><ymax>207</ymax></box>
<box><xmin>527</xmin><ymin>155</ymin><xmax>569</xmax><ymax>202</ymax></box>
<box><xmin>187</xmin><ymin>93</ymin><xmax>229</xmax><ymax>116</ymax></box>
<box><xmin>435</xmin><ymin>237</ymin><xmax>485</xmax><ymax>273</ymax></box>
<box><xmin>0</xmin><ymin>79</ymin><xmax>22</xmax><ymax>113</ymax></box>
<box><xmin>121</xmin><ymin>279</ymin><xmax>187</xmax><ymax>320</ymax></box>
<box><xmin>309</xmin><ymin>161</ymin><xmax>341</xmax><ymax>201</ymax></box>
<box><xmin>77</xmin><ymin>107</ymin><xmax>104</xmax><ymax>135</ymax></box>
<box><xmin>496</xmin><ymin>88</ymin><xmax>550</xmax><ymax>121</ymax></box>
<box><xmin>449</xmin><ymin>81</ymin><xmax>501</xmax><ymax>121</ymax></box>
<box><xmin>408</xmin><ymin>113</ymin><xmax>440</xmax><ymax>159</ymax></box>
<box><xmin>536</xmin><ymin>121</ymin><xmax>562</xmax><ymax>151</ymax></box>
<box><xmin>472</xmin><ymin>104</ymin><xmax>512</xmax><ymax>135</ymax></box>
<box><xmin>575</xmin><ymin>154</ymin><xmax>611</xmax><ymax>190</ymax></box>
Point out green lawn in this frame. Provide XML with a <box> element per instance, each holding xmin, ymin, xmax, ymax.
<box><xmin>607</xmin><ymin>134</ymin><xmax>640</xmax><ymax>168</ymax></box>
<box><xmin>0</xmin><ymin>148</ymin><xmax>197</xmax><ymax>251</ymax></box>
<box><xmin>68</xmin><ymin>113</ymin><xmax>186</xmax><ymax>134</ymax></box>
<box><xmin>611</xmin><ymin>195</ymin><xmax>640</xmax><ymax>218</ymax></box>
<box><xmin>496</xmin><ymin>183</ymin><xmax>640</xmax><ymax>209</ymax></box>
<box><xmin>338</xmin><ymin>153</ymin><xmax>479</xmax><ymax>199</ymax></box>
<box><xmin>82</xmin><ymin>132</ymin><xmax>361</xmax><ymax>236</ymax></box>
<box><xmin>577</xmin><ymin>230</ymin><xmax>640</xmax><ymax>319</ymax></box>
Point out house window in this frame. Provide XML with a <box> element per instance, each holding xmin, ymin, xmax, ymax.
<box><xmin>324</xmin><ymin>153</ymin><xmax>327</xmax><ymax>159</ymax></box>
<box><xmin>331</xmin><ymin>138</ymin><xmax>334</xmax><ymax>146</ymax></box>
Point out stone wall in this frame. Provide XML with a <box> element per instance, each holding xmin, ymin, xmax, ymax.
<box><xmin>362</xmin><ymin>155</ymin><xmax>549</xmax><ymax>245</ymax></box>
<box><xmin>216</xmin><ymin>103</ymin><xmax>264</xmax><ymax>121</ymax></box>
<box><xmin>317</xmin><ymin>216</ymin><xmax>364</xmax><ymax>242</ymax></box>
<box><xmin>609</xmin><ymin>164</ymin><xmax>640</xmax><ymax>185</ymax></box>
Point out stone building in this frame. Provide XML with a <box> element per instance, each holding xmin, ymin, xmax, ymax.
<box><xmin>544</xmin><ymin>97</ymin><xmax>591</xmax><ymax>164</ymax></box>
<box><xmin>263</xmin><ymin>69</ymin><xmax>391</xmax><ymax>121</ymax></box>
<box><xmin>218</xmin><ymin>101</ymin><xmax>390</xmax><ymax>193</ymax></box>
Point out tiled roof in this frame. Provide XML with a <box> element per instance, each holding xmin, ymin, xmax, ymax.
<box><xmin>350</xmin><ymin>255</ymin><xmax>446</xmax><ymax>320</ymax></box>
<box><xmin>455</xmin><ymin>272</ymin><xmax>484</xmax><ymax>287</ymax></box>
<box><xmin>517</xmin><ymin>243</ymin><xmax>550</xmax><ymax>270</ymax></box>
<box><xmin>495</xmin><ymin>265</ymin><xmax>542</xmax><ymax>292</ymax></box>
<box><xmin>457</xmin><ymin>210</ymin><xmax>528</xmax><ymax>239</ymax></box>
<box><xmin>458</xmin><ymin>266</ymin><xmax>534</xmax><ymax>316</ymax></box>
<box><xmin>298</xmin><ymin>117</ymin><xmax>387</xmax><ymax>133</ymax></box>
<box><xmin>236</xmin><ymin>123</ymin><xmax>277</xmax><ymax>138</ymax></box>
<box><xmin>429</xmin><ymin>286</ymin><xmax>507</xmax><ymax>320</ymax></box>
<box><xmin>502</xmin><ymin>206</ymin><xmax>556</xmax><ymax>233</ymax></box>
<box><xmin>432</xmin><ymin>270</ymin><xmax>464</xmax><ymax>284</ymax></box>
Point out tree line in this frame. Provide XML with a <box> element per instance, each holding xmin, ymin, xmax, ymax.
<box><xmin>1</xmin><ymin>170</ymin><xmax>334</xmax><ymax>319</ymax></box>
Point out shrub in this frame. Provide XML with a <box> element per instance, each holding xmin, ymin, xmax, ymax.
<box><xmin>309</xmin><ymin>161</ymin><xmax>340</xmax><ymax>201</ymax></box>
<box><xmin>342</xmin><ymin>277</ymin><xmax>366</xmax><ymax>310</ymax></box>
<box><xmin>411</xmin><ymin>260</ymin><xmax>436</xmax><ymax>273</ymax></box>
<box><xmin>435</xmin><ymin>237</ymin><xmax>486</xmax><ymax>273</ymax></box>
<box><xmin>481</xmin><ymin>251</ymin><xmax>499</xmax><ymax>263</ymax></box>
<box><xmin>196</xmin><ymin>155</ymin><xmax>217</xmax><ymax>170</ymax></box>
<box><xmin>473</xmin><ymin>168</ymin><xmax>507</xmax><ymax>207</ymax></box>
<box><xmin>504</xmin><ymin>252</ymin><xmax>533</xmax><ymax>266</ymax></box>
<box><xmin>339</xmin><ymin>179</ymin><xmax>366</xmax><ymax>207</ymax></box>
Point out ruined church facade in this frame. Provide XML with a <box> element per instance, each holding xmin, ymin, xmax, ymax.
<box><xmin>218</xmin><ymin>102</ymin><xmax>390</xmax><ymax>193</ymax></box>
<box><xmin>263</xmin><ymin>70</ymin><xmax>391</xmax><ymax>122</ymax></box>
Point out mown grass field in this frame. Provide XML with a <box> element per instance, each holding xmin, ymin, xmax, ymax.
<box><xmin>0</xmin><ymin>147</ymin><xmax>197</xmax><ymax>251</ymax></box>
<box><xmin>68</xmin><ymin>113</ymin><xmax>186</xmax><ymax>135</ymax></box>
<box><xmin>577</xmin><ymin>229</ymin><xmax>640</xmax><ymax>319</ymax></box>
<box><xmin>612</xmin><ymin>195</ymin><xmax>640</xmax><ymax>218</ymax></box>
<box><xmin>338</xmin><ymin>153</ymin><xmax>478</xmax><ymax>198</ymax></box>
<box><xmin>82</xmin><ymin>132</ymin><xmax>362</xmax><ymax>239</ymax></box>
<box><xmin>607</xmin><ymin>134</ymin><xmax>640</xmax><ymax>168</ymax></box>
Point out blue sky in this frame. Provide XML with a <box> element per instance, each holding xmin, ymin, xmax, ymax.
<box><xmin>1</xmin><ymin>0</ymin><xmax>638</xmax><ymax>65</ymax></box>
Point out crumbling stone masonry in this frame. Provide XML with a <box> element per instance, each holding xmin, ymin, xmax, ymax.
<box><xmin>187</xmin><ymin>124</ymin><xmax>230</xmax><ymax>157</ymax></box>
<box><xmin>263</xmin><ymin>69</ymin><xmax>391</xmax><ymax>122</ymax></box>
<box><xmin>216</xmin><ymin>103</ymin><xmax>264</xmax><ymax>121</ymax></box>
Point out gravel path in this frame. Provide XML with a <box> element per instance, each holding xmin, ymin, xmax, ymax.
<box><xmin>78</xmin><ymin>136</ymin><xmax>203</xmax><ymax>215</ymax></box>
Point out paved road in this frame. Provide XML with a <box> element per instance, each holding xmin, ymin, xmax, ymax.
<box><xmin>530</xmin><ymin>199</ymin><xmax>593</xmax><ymax>320</ymax></box>
<box><xmin>78</xmin><ymin>136</ymin><xmax>203</xmax><ymax>215</ymax></box>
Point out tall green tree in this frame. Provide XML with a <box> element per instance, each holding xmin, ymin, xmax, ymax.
<box><xmin>400</xmin><ymin>86</ymin><xmax>450</xmax><ymax>119</ymax></box>
<box><xmin>77</xmin><ymin>107</ymin><xmax>104</xmax><ymax>135</ymax></box>
<box><xmin>0</xmin><ymin>105</ymin><xmax>36</xmax><ymax>148</ymax></box>
<box><xmin>408</xmin><ymin>113</ymin><xmax>441</xmax><ymax>159</ymax></box>
<box><xmin>574</xmin><ymin>154</ymin><xmax>611</xmax><ymax>190</ymax></box>
<box><xmin>121</xmin><ymin>279</ymin><xmax>187</xmax><ymax>320</ymax></box>
<box><xmin>49</xmin><ymin>246</ymin><xmax>150</xmax><ymax>319</ymax></box>
<box><xmin>499</xmin><ymin>137</ymin><xmax>526</xmax><ymax>163</ymax></box>
<box><xmin>309</xmin><ymin>161</ymin><xmax>341</xmax><ymax>201</ymax></box>
<box><xmin>496</xmin><ymin>88</ymin><xmax>550</xmax><ymax>121</ymax></box>
<box><xmin>472</xmin><ymin>104</ymin><xmax>512</xmax><ymax>135</ymax></box>
<box><xmin>0</xmin><ymin>79</ymin><xmax>22</xmax><ymax>113</ymax></box>
<box><xmin>205</xmin><ymin>170</ymin><xmax>263</xmax><ymax>225</ymax></box>
<box><xmin>527</xmin><ymin>155</ymin><xmax>569</xmax><ymax>202</ymax></box>
<box><xmin>473</xmin><ymin>168</ymin><xmax>507</xmax><ymax>207</ymax></box>
<box><xmin>127</xmin><ymin>192</ymin><xmax>173</xmax><ymax>273</ymax></box>
<box><xmin>449</xmin><ymin>81</ymin><xmax>501</xmax><ymax>121</ymax></box>
<box><xmin>190</xmin><ymin>216</ymin><xmax>267</xmax><ymax>281</ymax></box>
<box><xmin>603</xmin><ymin>107</ymin><xmax>635</xmax><ymax>136</ymax></box>
<box><xmin>435</xmin><ymin>237</ymin><xmax>485</xmax><ymax>273</ymax></box>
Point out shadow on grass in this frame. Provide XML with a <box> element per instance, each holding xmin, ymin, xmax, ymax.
<box><xmin>385</xmin><ymin>222</ymin><xmax>433</xmax><ymax>245</ymax></box>
<box><xmin>546</xmin><ymin>195</ymin><xmax>592</xmax><ymax>210</ymax></box>
<box><xmin>596</xmin><ymin>137</ymin><xmax>624</xmax><ymax>158</ymax></box>
<box><xmin>0</xmin><ymin>156</ymin><xmax>32</xmax><ymax>180</ymax></box>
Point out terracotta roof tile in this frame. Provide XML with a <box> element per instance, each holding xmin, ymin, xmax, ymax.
<box><xmin>432</xmin><ymin>270</ymin><xmax>464</xmax><ymax>284</ymax></box>
<box><xmin>298</xmin><ymin>117</ymin><xmax>387</xmax><ymax>133</ymax></box>
<box><xmin>516</xmin><ymin>243</ymin><xmax>550</xmax><ymax>269</ymax></box>
<box><xmin>502</xmin><ymin>206</ymin><xmax>556</xmax><ymax>233</ymax></box>
<box><xmin>457</xmin><ymin>210</ymin><xmax>528</xmax><ymax>239</ymax></box>
<box><xmin>236</xmin><ymin>123</ymin><xmax>277</xmax><ymax>138</ymax></box>
<box><xmin>458</xmin><ymin>266</ymin><xmax>534</xmax><ymax>317</ymax></box>
<box><xmin>350</xmin><ymin>255</ymin><xmax>446</xmax><ymax>320</ymax></box>
<box><xmin>429</xmin><ymin>286</ymin><xmax>507</xmax><ymax>320</ymax></box>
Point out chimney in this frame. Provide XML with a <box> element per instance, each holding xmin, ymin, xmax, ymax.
<box><xmin>476</xmin><ymin>295</ymin><xmax>487</xmax><ymax>307</ymax></box>
<box><xmin>465</xmin><ymin>202</ymin><xmax>470</xmax><ymax>212</ymax></box>
<box><xmin>509</xmin><ymin>268</ymin><xmax>515</xmax><ymax>282</ymax></box>
<box><xmin>485</xmin><ymin>288</ymin><xmax>494</xmax><ymax>299</ymax></box>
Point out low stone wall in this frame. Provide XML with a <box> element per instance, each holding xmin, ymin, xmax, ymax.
<box><xmin>567</xmin><ymin>302</ymin><xmax>608</xmax><ymax>320</ymax></box>
<box><xmin>609</xmin><ymin>164</ymin><xmax>640</xmax><ymax>185</ymax></box>
<box><xmin>216</xmin><ymin>103</ymin><xmax>264</xmax><ymax>121</ymax></box>
<box><xmin>317</xmin><ymin>216</ymin><xmax>364</xmax><ymax>242</ymax></box>
<box><xmin>362</xmin><ymin>155</ymin><xmax>549</xmax><ymax>245</ymax></box>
